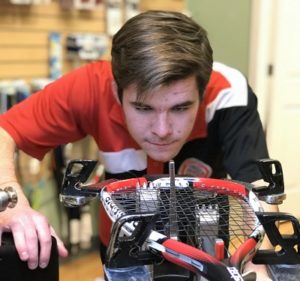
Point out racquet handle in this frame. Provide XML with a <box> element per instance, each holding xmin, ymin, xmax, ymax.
<box><xmin>162</xmin><ymin>238</ymin><xmax>222</xmax><ymax>266</ymax></box>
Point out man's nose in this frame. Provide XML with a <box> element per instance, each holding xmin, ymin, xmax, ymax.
<box><xmin>151</xmin><ymin>113</ymin><xmax>172</xmax><ymax>138</ymax></box>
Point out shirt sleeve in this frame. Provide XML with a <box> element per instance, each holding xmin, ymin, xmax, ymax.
<box><xmin>0</xmin><ymin>63</ymin><xmax>102</xmax><ymax>160</ymax></box>
<box><xmin>212</xmin><ymin>86</ymin><xmax>269</xmax><ymax>182</ymax></box>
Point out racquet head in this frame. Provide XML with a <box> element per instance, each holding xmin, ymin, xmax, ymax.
<box><xmin>100</xmin><ymin>176</ymin><xmax>265</xmax><ymax>280</ymax></box>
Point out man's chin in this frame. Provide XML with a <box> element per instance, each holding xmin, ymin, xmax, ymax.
<box><xmin>146</xmin><ymin>151</ymin><xmax>176</xmax><ymax>163</ymax></box>
<box><xmin>141</xmin><ymin>141</ymin><xmax>182</xmax><ymax>162</ymax></box>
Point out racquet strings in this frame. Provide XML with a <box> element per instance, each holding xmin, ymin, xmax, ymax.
<box><xmin>109</xmin><ymin>182</ymin><xmax>258</xmax><ymax>260</ymax></box>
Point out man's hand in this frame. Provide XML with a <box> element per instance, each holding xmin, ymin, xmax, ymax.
<box><xmin>0</xmin><ymin>127</ymin><xmax>68</xmax><ymax>269</ymax></box>
<box><xmin>0</xmin><ymin>201</ymin><xmax>68</xmax><ymax>269</ymax></box>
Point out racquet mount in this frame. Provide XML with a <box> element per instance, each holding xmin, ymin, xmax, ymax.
<box><xmin>253</xmin><ymin>212</ymin><xmax>300</xmax><ymax>265</ymax></box>
<box><xmin>253</xmin><ymin>159</ymin><xmax>286</xmax><ymax>204</ymax></box>
<box><xmin>105</xmin><ymin>213</ymin><xmax>162</xmax><ymax>268</ymax></box>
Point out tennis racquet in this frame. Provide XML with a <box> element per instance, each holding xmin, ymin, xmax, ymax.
<box><xmin>99</xmin><ymin>160</ymin><xmax>265</xmax><ymax>281</ymax></box>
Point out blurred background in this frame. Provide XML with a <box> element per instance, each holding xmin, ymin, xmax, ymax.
<box><xmin>0</xmin><ymin>0</ymin><xmax>299</xmax><ymax>280</ymax></box>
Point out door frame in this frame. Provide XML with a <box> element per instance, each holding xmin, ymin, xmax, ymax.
<box><xmin>248</xmin><ymin>0</ymin><xmax>276</xmax><ymax>129</ymax></box>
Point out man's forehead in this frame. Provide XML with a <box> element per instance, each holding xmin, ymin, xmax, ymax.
<box><xmin>125</xmin><ymin>76</ymin><xmax>199</xmax><ymax>102</ymax></box>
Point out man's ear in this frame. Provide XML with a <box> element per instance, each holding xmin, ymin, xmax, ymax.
<box><xmin>112</xmin><ymin>80</ymin><xmax>121</xmax><ymax>104</ymax></box>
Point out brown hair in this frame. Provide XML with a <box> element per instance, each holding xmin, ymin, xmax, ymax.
<box><xmin>111</xmin><ymin>10</ymin><xmax>213</xmax><ymax>101</ymax></box>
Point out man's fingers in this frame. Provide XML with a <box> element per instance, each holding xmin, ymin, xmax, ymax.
<box><xmin>11</xmin><ymin>223</ymin><xmax>30</xmax><ymax>262</ymax></box>
<box><xmin>11</xmin><ymin>211</ymin><xmax>52</xmax><ymax>270</ymax></box>
<box><xmin>23</xmin><ymin>226</ymin><xmax>39</xmax><ymax>269</ymax></box>
<box><xmin>33</xmin><ymin>215</ymin><xmax>52</xmax><ymax>268</ymax></box>
<box><xmin>50</xmin><ymin>226</ymin><xmax>69</xmax><ymax>258</ymax></box>
<box><xmin>1</xmin><ymin>207</ymin><xmax>68</xmax><ymax>269</ymax></box>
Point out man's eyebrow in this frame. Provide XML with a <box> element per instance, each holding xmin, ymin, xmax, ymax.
<box><xmin>172</xmin><ymin>101</ymin><xmax>195</xmax><ymax>107</ymax></box>
<box><xmin>130</xmin><ymin>100</ymin><xmax>196</xmax><ymax>107</ymax></box>
<box><xmin>130</xmin><ymin>101</ymin><xmax>151</xmax><ymax>107</ymax></box>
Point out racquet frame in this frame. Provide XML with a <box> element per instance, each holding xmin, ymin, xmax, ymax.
<box><xmin>99</xmin><ymin>162</ymin><xmax>265</xmax><ymax>281</ymax></box>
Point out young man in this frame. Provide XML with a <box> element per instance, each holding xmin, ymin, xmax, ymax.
<box><xmin>0</xmin><ymin>10</ymin><xmax>270</xmax><ymax>279</ymax></box>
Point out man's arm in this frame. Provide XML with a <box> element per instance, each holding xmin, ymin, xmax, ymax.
<box><xmin>243</xmin><ymin>202</ymin><xmax>278</xmax><ymax>281</ymax></box>
<box><xmin>0</xmin><ymin>127</ymin><xmax>68</xmax><ymax>269</ymax></box>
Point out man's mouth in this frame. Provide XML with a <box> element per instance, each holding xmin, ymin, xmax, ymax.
<box><xmin>147</xmin><ymin>140</ymin><xmax>175</xmax><ymax>147</ymax></box>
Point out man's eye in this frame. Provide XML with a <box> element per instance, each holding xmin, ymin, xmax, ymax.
<box><xmin>172</xmin><ymin>106</ymin><xmax>189</xmax><ymax>112</ymax></box>
<box><xmin>135</xmin><ymin>105</ymin><xmax>152</xmax><ymax>111</ymax></box>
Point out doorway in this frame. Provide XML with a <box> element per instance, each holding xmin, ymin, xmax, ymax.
<box><xmin>249</xmin><ymin>0</ymin><xmax>300</xmax><ymax>217</ymax></box>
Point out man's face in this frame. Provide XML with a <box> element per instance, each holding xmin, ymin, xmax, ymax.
<box><xmin>122</xmin><ymin>75</ymin><xmax>200</xmax><ymax>162</ymax></box>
